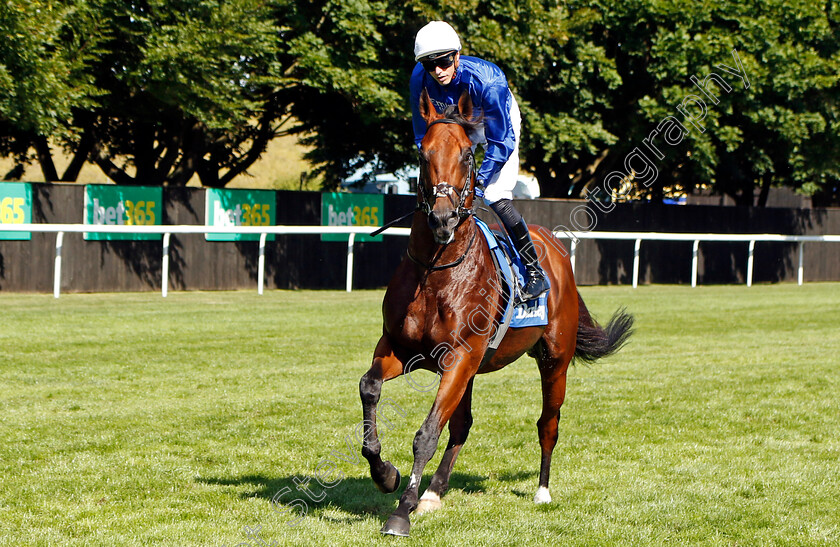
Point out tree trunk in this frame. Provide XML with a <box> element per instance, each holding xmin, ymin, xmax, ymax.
<box><xmin>92</xmin><ymin>144</ymin><xmax>137</xmax><ymax>186</ymax></box>
<box><xmin>34</xmin><ymin>136</ymin><xmax>59</xmax><ymax>182</ymax></box>
<box><xmin>61</xmin><ymin>130</ymin><xmax>96</xmax><ymax>182</ymax></box>
<box><xmin>3</xmin><ymin>163</ymin><xmax>25</xmax><ymax>180</ymax></box>
<box><xmin>756</xmin><ymin>174</ymin><xmax>772</xmax><ymax>207</ymax></box>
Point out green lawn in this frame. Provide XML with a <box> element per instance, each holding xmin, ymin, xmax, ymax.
<box><xmin>1</xmin><ymin>284</ymin><xmax>838</xmax><ymax>546</ymax></box>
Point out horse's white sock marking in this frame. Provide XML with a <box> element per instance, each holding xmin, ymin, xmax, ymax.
<box><xmin>416</xmin><ymin>490</ymin><xmax>442</xmax><ymax>515</ymax></box>
<box><xmin>419</xmin><ymin>491</ymin><xmax>440</xmax><ymax>503</ymax></box>
<box><xmin>534</xmin><ymin>486</ymin><xmax>552</xmax><ymax>504</ymax></box>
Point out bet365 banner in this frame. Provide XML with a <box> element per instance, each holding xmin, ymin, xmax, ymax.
<box><xmin>321</xmin><ymin>193</ymin><xmax>383</xmax><ymax>242</ymax></box>
<box><xmin>84</xmin><ymin>185</ymin><xmax>162</xmax><ymax>240</ymax></box>
<box><xmin>205</xmin><ymin>188</ymin><xmax>276</xmax><ymax>241</ymax></box>
<box><xmin>0</xmin><ymin>182</ymin><xmax>32</xmax><ymax>240</ymax></box>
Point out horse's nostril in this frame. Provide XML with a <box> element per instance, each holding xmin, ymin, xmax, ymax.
<box><xmin>429</xmin><ymin>210</ymin><xmax>454</xmax><ymax>229</ymax></box>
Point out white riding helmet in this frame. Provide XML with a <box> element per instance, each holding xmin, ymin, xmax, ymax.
<box><xmin>414</xmin><ymin>21</ymin><xmax>462</xmax><ymax>61</ymax></box>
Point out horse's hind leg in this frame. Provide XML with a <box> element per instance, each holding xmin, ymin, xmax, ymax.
<box><xmin>534</xmin><ymin>357</ymin><xmax>570</xmax><ymax>504</ymax></box>
<box><xmin>360</xmin><ymin>336</ymin><xmax>405</xmax><ymax>493</ymax></box>
<box><xmin>416</xmin><ymin>377</ymin><xmax>474</xmax><ymax>515</ymax></box>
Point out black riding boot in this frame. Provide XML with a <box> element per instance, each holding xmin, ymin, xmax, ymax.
<box><xmin>509</xmin><ymin>219</ymin><xmax>550</xmax><ymax>301</ymax></box>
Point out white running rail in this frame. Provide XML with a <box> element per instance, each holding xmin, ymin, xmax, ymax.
<box><xmin>556</xmin><ymin>230</ymin><xmax>840</xmax><ymax>289</ymax></box>
<box><xmin>2</xmin><ymin>224</ymin><xmax>838</xmax><ymax>297</ymax></box>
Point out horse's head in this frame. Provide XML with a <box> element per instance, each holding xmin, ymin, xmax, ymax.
<box><xmin>417</xmin><ymin>89</ymin><xmax>478</xmax><ymax>245</ymax></box>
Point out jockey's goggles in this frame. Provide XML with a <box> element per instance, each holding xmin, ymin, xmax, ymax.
<box><xmin>421</xmin><ymin>51</ymin><xmax>457</xmax><ymax>72</ymax></box>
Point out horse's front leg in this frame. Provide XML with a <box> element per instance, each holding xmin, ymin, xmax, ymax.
<box><xmin>416</xmin><ymin>376</ymin><xmax>474</xmax><ymax>514</ymax></box>
<box><xmin>381</xmin><ymin>367</ymin><xmax>475</xmax><ymax>537</ymax></box>
<box><xmin>360</xmin><ymin>336</ymin><xmax>405</xmax><ymax>493</ymax></box>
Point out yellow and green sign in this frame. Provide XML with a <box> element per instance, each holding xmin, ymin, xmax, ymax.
<box><xmin>321</xmin><ymin>193</ymin><xmax>383</xmax><ymax>242</ymax></box>
<box><xmin>205</xmin><ymin>188</ymin><xmax>275</xmax><ymax>241</ymax></box>
<box><xmin>0</xmin><ymin>182</ymin><xmax>33</xmax><ymax>240</ymax></box>
<box><xmin>84</xmin><ymin>185</ymin><xmax>162</xmax><ymax>240</ymax></box>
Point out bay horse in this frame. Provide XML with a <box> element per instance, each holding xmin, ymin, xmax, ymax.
<box><xmin>359</xmin><ymin>88</ymin><xmax>634</xmax><ymax>537</ymax></box>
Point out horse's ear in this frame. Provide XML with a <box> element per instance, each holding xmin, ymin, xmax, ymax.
<box><xmin>457</xmin><ymin>91</ymin><xmax>473</xmax><ymax>121</ymax></box>
<box><xmin>419</xmin><ymin>88</ymin><xmax>437</xmax><ymax>125</ymax></box>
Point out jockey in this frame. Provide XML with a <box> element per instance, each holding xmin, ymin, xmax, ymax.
<box><xmin>409</xmin><ymin>21</ymin><xmax>549</xmax><ymax>301</ymax></box>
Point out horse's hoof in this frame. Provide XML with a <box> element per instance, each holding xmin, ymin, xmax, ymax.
<box><xmin>380</xmin><ymin>514</ymin><xmax>411</xmax><ymax>537</ymax></box>
<box><xmin>415</xmin><ymin>492</ymin><xmax>442</xmax><ymax>515</ymax></box>
<box><xmin>534</xmin><ymin>486</ymin><xmax>552</xmax><ymax>504</ymax></box>
<box><xmin>374</xmin><ymin>462</ymin><xmax>401</xmax><ymax>494</ymax></box>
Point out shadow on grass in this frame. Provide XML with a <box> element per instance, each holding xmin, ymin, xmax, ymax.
<box><xmin>197</xmin><ymin>471</ymin><xmax>494</xmax><ymax>520</ymax></box>
<box><xmin>497</xmin><ymin>470</ymin><xmax>538</xmax><ymax>483</ymax></box>
<box><xmin>496</xmin><ymin>470</ymin><xmax>541</xmax><ymax>500</ymax></box>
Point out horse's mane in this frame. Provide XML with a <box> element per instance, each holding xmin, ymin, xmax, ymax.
<box><xmin>438</xmin><ymin>104</ymin><xmax>483</xmax><ymax>134</ymax></box>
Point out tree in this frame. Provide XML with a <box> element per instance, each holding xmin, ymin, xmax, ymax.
<box><xmin>2</xmin><ymin>0</ymin><xmax>838</xmax><ymax>204</ymax></box>
<box><xmin>455</xmin><ymin>0</ymin><xmax>623</xmax><ymax>199</ymax></box>
<box><xmin>84</xmin><ymin>0</ymin><xmax>286</xmax><ymax>186</ymax></box>
<box><xmin>271</xmin><ymin>0</ymin><xmax>422</xmax><ymax>188</ymax></box>
<box><xmin>286</xmin><ymin>0</ymin><xmax>625</xmax><ymax>195</ymax></box>
<box><xmin>541</xmin><ymin>0</ymin><xmax>840</xmax><ymax>205</ymax></box>
<box><xmin>338</xmin><ymin>0</ymin><xmax>840</xmax><ymax>206</ymax></box>
<box><xmin>0</xmin><ymin>0</ymin><xmax>100</xmax><ymax>180</ymax></box>
<box><xmin>2</xmin><ymin>0</ymin><xmax>286</xmax><ymax>186</ymax></box>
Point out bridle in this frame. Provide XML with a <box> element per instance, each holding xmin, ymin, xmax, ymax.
<box><xmin>408</xmin><ymin>118</ymin><xmax>477</xmax><ymax>271</ymax></box>
<box><xmin>416</xmin><ymin>118</ymin><xmax>475</xmax><ymax>221</ymax></box>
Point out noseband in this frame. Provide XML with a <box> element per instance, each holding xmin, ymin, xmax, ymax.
<box><xmin>417</xmin><ymin>118</ymin><xmax>475</xmax><ymax>220</ymax></box>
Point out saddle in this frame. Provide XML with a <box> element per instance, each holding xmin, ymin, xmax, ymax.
<box><xmin>474</xmin><ymin>217</ymin><xmax>550</xmax><ymax>351</ymax></box>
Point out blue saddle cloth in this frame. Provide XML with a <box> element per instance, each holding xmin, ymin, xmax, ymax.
<box><xmin>474</xmin><ymin>218</ymin><xmax>549</xmax><ymax>329</ymax></box>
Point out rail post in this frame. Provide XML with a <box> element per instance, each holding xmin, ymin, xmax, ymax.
<box><xmin>258</xmin><ymin>232</ymin><xmax>267</xmax><ymax>295</ymax></box>
<box><xmin>346</xmin><ymin>233</ymin><xmax>356</xmax><ymax>292</ymax></box>
<box><xmin>747</xmin><ymin>240</ymin><xmax>756</xmax><ymax>287</ymax></box>
<box><xmin>797</xmin><ymin>242</ymin><xmax>804</xmax><ymax>286</ymax></box>
<box><xmin>632</xmin><ymin>238</ymin><xmax>641</xmax><ymax>288</ymax></box>
<box><xmin>162</xmin><ymin>233</ymin><xmax>171</xmax><ymax>297</ymax></box>
<box><xmin>53</xmin><ymin>231</ymin><xmax>64</xmax><ymax>299</ymax></box>
<box><xmin>691</xmin><ymin>240</ymin><xmax>700</xmax><ymax>287</ymax></box>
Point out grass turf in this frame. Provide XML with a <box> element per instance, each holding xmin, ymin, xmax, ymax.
<box><xmin>1</xmin><ymin>284</ymin><xmax>838</xmax><ymax>546</ymax></box>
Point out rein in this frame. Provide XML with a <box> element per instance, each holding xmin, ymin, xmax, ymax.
<box><xmin>407</xmin><ymin>223</ymin><xmax>477</xmax><ymax>271</ymax></box>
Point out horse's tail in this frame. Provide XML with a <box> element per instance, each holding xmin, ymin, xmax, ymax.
<box><xmin>574</xmin><ymin>292</ymin><xmax>634</xmax><ymax>363</ymax></box>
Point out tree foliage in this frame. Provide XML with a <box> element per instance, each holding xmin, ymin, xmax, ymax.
<box><xmin>2</xmin><ymin>0</ymin><xmax>284</xmax><ymax>186</ymax></box>
<box><xmin>271</xmin><ymin>0</ymin><xmax>422</xmax><ymax>185</ymax></box>
<box><xmin>0</xmin><ymin>0</ymin><xmax>101</xmax><ymax>180</ymax></box>
<box><xmin>1</xmin><ymin>0</ymin><xmax>838</xmax><ymax>204</ymax></box>
<box><xmin>87</xmin><ymin>0</ymin><xmax>285</xmax><ymax>186</ymax></box>
<box><xmin>580</xmin><ymin>0</ymin><xmax>840</xmax><ymax>205</ymax></box>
